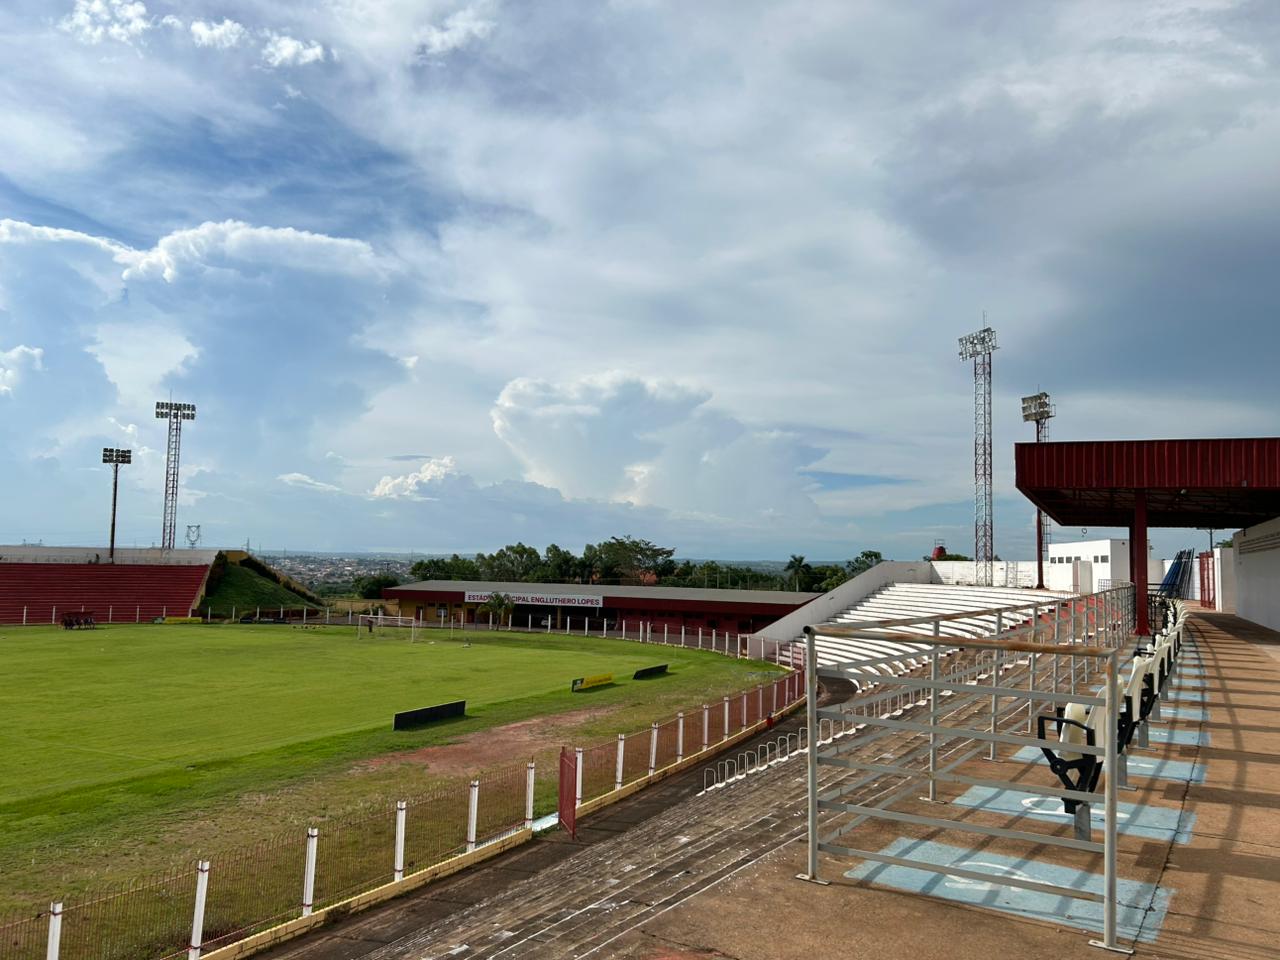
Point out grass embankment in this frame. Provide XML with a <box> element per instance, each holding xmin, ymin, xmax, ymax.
<box><xmin>199</xmin><ymin>562</ymin><xmax>320</xmax><ymax>616</ymax></box>
<box><xmin>0</xmin><ymin>623</ymin><xmax>780</xmax><ymax>908</ymax></box>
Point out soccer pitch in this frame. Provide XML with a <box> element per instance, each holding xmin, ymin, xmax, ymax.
<box><xmin>0</xmin><ymin>622</ymin><xmax>775</xmax><ymax>899</ymax></box>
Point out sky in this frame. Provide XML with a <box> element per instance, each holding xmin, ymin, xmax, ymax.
<box><xmin>1</xmin><ymin>1</ymin><xmax>1277</xmax><ymax>561</ymax></box>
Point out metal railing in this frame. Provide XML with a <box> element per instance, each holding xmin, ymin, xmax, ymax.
<box><xmin>800</xmin><ymin>585</ymin><xmax>1142</xmax><ymax>952</ymax></box>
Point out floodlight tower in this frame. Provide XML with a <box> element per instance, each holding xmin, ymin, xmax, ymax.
<box><xmin>101</xmin><ymin>447</ymin><xmax>132</xmax><ymax>561</ymax></box>
<box><xmin>155</xmin><ymin>400</ymin><xmax>196</xmax><ymax>550</ymax></box>
<box><xmin>1021</xmin><ymin>392</ymin><xmax>1056</xmax><ymax>589</ymax></box>
<box><xmin>958</xmin><ymin>326</ymin><xmax>998</xmax><ymax>587</ymax></box>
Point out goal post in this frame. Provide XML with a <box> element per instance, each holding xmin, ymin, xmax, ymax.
<box><xmin>357</xmin><ymin>614</ymin><xmax>419</xmax><ymax>642</ymax></box>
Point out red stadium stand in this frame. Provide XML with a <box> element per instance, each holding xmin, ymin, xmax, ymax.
<box><xmin>0</xmin><ymin>561</ymin><xmax>211</xmax><ymax>625</ymax></box>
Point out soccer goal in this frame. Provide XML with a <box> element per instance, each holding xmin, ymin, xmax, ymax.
<box><xmin>357</xmin><ymin>614</ymin><xmax>420</xmax><ymax>642</ymax></box>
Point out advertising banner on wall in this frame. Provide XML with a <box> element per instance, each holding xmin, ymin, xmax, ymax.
<box><xmin>464</xmin><ymin>591</ymin><xmax>604</xmax><ymax>609</ymax></box>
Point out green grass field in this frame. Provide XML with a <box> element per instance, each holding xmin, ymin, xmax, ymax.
<box><xmin>0</xmin><ymin>622</ymin><xmax>778</xmax><ymax>907</ymax></box>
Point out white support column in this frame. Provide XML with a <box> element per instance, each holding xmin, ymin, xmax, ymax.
<box><xmin>702</xmin><ymin>704</ymin><xmax>710</xmax><ymax>750</ymax></box>
<box><xmin>698</xmin><ymin>627</ymin><xmax>703</xmax><ymax>648</ymax></box>
<box><xmin>301</xmin><ymin>827</ymin><xmax>318</xmax><ymax>917</ymax></box>
<box><xmin>622</xmin><ymin>619</ymin><xmax>627</xmax><ymax>639</ymax></box>
<box><xmin>676</xmin><ymin>712</ymin><xmax>684</xmax><ymax>761</ymax></box>
<box><xmin>574</xmin><ymin>747</ymin><xmax>584</xmax><ymax>806</ymax></box>
<box><xmin>108</xmin><ymin>605</ymin><xmax>113</xmax><ymax>623</ymax></box>
<box><xmin>757</xmin><ymin>684</ymin><xmax>763</xmax><ymax>722</ymax></box>
<box><xmin>135</xmin><ymin>605</ymin><xmax>140</xmax><ymax>623</ymax></box>
<box><xmin>46</xmin><ymin>902</ymin><xmax>62</xmax><ymax>960</ymax></box>
<box><xmin>722</xmin><ymin>696</ymin><xmax>730</xmax><ymax>740</ymax></box>
<box><xmin>648</xmin><ymin>722</ymin><xmax>658</xmax><ymax>777</ymax></box>
<box><xmin>188</xmin><ymin>860</ymin><xmax>210</xmax><ymax>960</ymax></box>
<box><xmin>394</xmin><ymin>801</ymin><xmax>407</xmax><ymax>882</ymax></box>
<box><xmin>771</xmin><ymin>680</ymin><xmax>778</xmax><ymax>716</ymax></box>
<box><xmin>23</xmin><ymin>605</ymin><xmax>28</xmax><ymax>625</ymax></box>
<box><xmin>1094</xmin><ymin>653</ymin><xmax>1120</xmax><ymax>953</ymax></box>
<box><xmin>614</xmin><ymin>734</ymin><xmax>625</xmax><ymax>791</ymax></box>
<box><xmin>712</xmin><ymin>628</ymin><xmax>717</xmax><ymax>652</ymax></box>
<box><xmin>740</xmin><ymin>691</ymin><xmax>748</xmax><ymax>731</ymax></box>
<box><xmin>52</xmin><ymin>605</ymin><xmax>57</xmax><ymax>624</ymax></box>
<box><xmin>583</xmin><ymin>618</ymin><xmax>588</xmax><ymax>636</ymax></box>
<box><xmin>664</xmin><ymin>623</ymin><xmax>669</xmax><ymax>644</ymax></box>
<box><xmin>524</xmin><ymin>762</ymin><xmax>535</xmax><ymax>829</ymax></box>
<box><xmin>466</xmin><ymin>780</ymin><xmax>479</xmax><ymax>852</ymax></box>
<box><xmin>802</xmin><ymin>628</ymin><xmax>821</xmax><ymax>883</ymax></box>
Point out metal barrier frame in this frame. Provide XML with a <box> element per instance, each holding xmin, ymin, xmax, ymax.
<box><xmin>800</xmin><ymin>586</ymin><xmax>1136</xmax><ymax>954</ymax></box>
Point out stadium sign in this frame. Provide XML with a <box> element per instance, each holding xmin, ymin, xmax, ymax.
<box><xmin>464</xmin><ymin>591</ymin><xmax>603</xmax><ymax>608</ymax></box>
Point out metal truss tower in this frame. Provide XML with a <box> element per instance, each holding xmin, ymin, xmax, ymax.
<box><xmin>1021</xmin><ymin>391</ymin><xmax>1056</xmax><ymax>588</ymax></box>
<box><xmin>959</xmin><ymin>327</ymin><xmax>997</xmax><ymax>587</ymax></box>
<box><xmin>155</xmin><ymin>401</ymin><xmax>196</xmax><ymax>550</ymax></box>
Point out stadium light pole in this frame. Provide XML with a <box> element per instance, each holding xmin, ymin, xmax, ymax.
<box><xmin>1021</xmin><ymin>392</ymin><xmax>1055</xmax><ymax>589</ymax></box>
<box><xmin>959</xmin><ymin>326</ymin><xmax>997</xmax><ymax>587</ymax></box>
<box><xmin>155</xmin><ymin>401</ymin><xmax>196</xmax><ymax>551</ymax></box>
<box><xmin>102</xmin><ymin>447</ymin><xmax>132</xmax><ymax>562</ymax></box>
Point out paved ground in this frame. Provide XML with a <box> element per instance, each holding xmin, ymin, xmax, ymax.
<box><xmin>261</xmin><ymin>611</ymin><xmax>1280</xmax><ymax>960</ymax></box>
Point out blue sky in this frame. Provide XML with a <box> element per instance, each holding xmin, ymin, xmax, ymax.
<box><xmin>1</xmin><ymin>1</ymin><xmax>1277</xmax><ymax>561</ymax></box>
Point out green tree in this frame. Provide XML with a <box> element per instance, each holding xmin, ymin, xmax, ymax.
<box><xmin>477</xmin><ymin>542</ymin><xmax>543</xmax><ymax>581</ymax></box>
<box><xmin>478</xmin><ymin>592</ymin><xmax>514</xmax><ymax>626</ymax></box>
<box><xmin>354</xmin><ymin>573</ymin><xmax>400</xmax><ymax>599</ymax></box>
<box><xmin>542</xmin><ymin>543</ymin><xmax>577</xmax><ymax>581</ymax></box>
<box><xmin>784</xmin><ymin>554</ymin><xmax>813</xmax><ymax>591</ymax></box>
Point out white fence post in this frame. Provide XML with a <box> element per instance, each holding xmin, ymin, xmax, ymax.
<box><xmin>52</xmin><ymin>605</ymin><xmax>56</xmax><ymax>625</ymax></box>
<box><xmin>574</xmin><ymin>747</ymin><xmax>584</xmax><ymax>806</ymax></box>
<box><xmin>46</xmin><ymin>901</ymin><xmax>62</xmax><ymax>960</ymax></box>
<box><xmin>681</xmin><ymin>624</ymin><xmax>686</xmax><ymax>646</ymax></box>
<box><xmin>698</xmin><ymin>627</ymin><xmax>703</xmax><ymax>648</ymax></box>
<box><xmin>583</xmin><ymin>618</ymin><xmax>587</xmax><ymax>636</ymax></box>
<box><xmin>622</xmin><ymin>619</ymin><xmax>627</xmax><ymax>639</ymax></box>
<box><xmin>301</xmin><ymin>827</ymin><xmax>318</xmax><ymax>917</ymax></box>
<box><xmin>524</xmin><ymin>762</ymin><xmax>535</xmax><ymax>829</ymax></box>
<box><xmin>702</xmin><ymin>704</ymin><xmax>710</xmax><ymax>750</ymax></box>
<box><xmin>466</xmin><ymin>779</ymin><xmax>479</xmax><ymax>852</ymax></box>
<box><xmin>23</xmin><ymin>605</ymin><xmax>27</xmax><ymax>625</ymax></box>
<box><xmin>615</xmin><ymin>734</ymin><xmax>625</xmax><ymax>791</ymax></box>
<box><xmin>676</xmin><ymin>712</ymin><xmax>684</xmax><ymax>762</ymax></box>
<box><xmin>188</xmin><ymin>860</ymin><xmax>209</xmax><ymax>960</ymax></box>
<box><xmin>722</xmin><ymin>696</ymin><xmax>730</xmax><ymax>740</ymax></box>
<box><xmin>741</xmin><ymin>692</ymin><xmax>748</xmax><ymax>730</ymax></box>
<box><xmin>648</xmin><ymin>722</ymin><xmax>658</xmax><ymax>777</ymax></box>
<box><xmin>528</xmin><ymin>613</ymin><xmax>532</xmax><ymax>630</ymax></box>
<box><xmin>394</xmin><ymin>801</ymin><xmax>406</xmax><ymax>882</ymax></box>
<box><xmin>108</xmin><ymin>605</ymin><xmax>113</xmax><ymax>623</ymax></box>
<box><xmin>712</xmin><ymin>628</ymin><xmax>717</xmax><ymax>651</ymax></box>
<box><xmin>664</xmin><ymin>623</ymin><xmax>669</xmax><ymax>644</ymax></box>
<box><xmin>757</xmin><ymin>685</ymin><xmax>763</xmax><ymax>721</ymax></box>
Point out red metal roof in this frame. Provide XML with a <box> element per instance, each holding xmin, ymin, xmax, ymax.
<box><xmin>1015</xmin><ymin>438</ymin><xmax>1280</xmax><ymax>528</ymax></box>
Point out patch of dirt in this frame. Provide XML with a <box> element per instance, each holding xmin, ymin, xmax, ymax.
<box><xmin>353</xmin><ymin>706</ymin><xmax>617</xmax><ymax>777</ymax></box>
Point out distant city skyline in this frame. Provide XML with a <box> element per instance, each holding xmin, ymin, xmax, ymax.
<box><xmin>2</xmin><ymin>2</ymin><xmax>1275</xmax><ymax>562</ymax></box>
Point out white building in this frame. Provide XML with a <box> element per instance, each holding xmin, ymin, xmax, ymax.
<box><xmin>1045</xmin><ymin>538</ymin><xmax>1146</xmax><ymax>593</ymax></box>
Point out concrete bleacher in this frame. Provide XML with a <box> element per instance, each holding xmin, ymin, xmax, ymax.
<box><xmin>0</xmin><ymin>549</ymin><xmax>214</xmax><ymax>624</ymax></box>
<box><xmin>806</xmin><ymin>582</ymin><xmax>1067</xmax><ymax>674</ymax></box>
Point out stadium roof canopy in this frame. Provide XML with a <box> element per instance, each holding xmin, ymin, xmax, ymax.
<box><xmin>1015</xmin><ymin>438</ymin><xmax>1280</xmax><ymax>529</ymax></box>
<box><xmin>1015</xmin><ymin>437</ymin><xmax>1280</xmax><ymax>635</ymax></box>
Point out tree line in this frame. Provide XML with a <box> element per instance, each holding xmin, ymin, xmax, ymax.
<box><xmin>345</xmin><ymin>536</ymin><xmax>887</xmax><ymax>597</ymax></box>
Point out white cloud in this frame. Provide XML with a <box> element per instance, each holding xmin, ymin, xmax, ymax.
<box><xmin>190</xmin><ymin>18</ymin><xmax>248</xmax><ymax>50</ymax></box>
<box><xmin>59</xmin><ymin>0</ymin><xmax>152</xmax><ymax>46</ymax></box>
<box><xmin>278</xmin><ymin>472</ymin><xmax>342</xmax><ymax>493</ymax></box>
<box><xmin>414</xmin><ymin>5</ymin><xmax>495</xmax><ymax>58</ymax></box>
<box><xmin>490</xmin><ymin>373</ymin><xmax>823</xmax><ymax>527</ymax></box>
<box><xmin>261</xmin><ymin>31</ymin><xmax>326</xmax><ymax>68</ymax></box>
<box><xmin>121</xmin><ymin>220</ymin><xmax>381</xmax><ymax>282</ymax></box>
<box><xmin>370</xmin><ymin>456</ymin><xmax>459</xmax><ymax>499</ymax></box>
<box><xmin>0</xmin><ymin>345</ymin><xmax>44</xmax><ymax>396</ymax></box>
<box><xmin>87</xmin><ymin>323</ymin><xmax>198</xmax><ymax>407</ymax></box>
